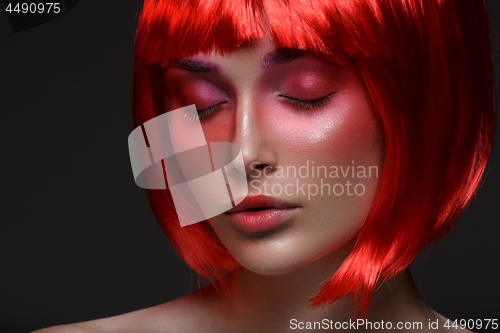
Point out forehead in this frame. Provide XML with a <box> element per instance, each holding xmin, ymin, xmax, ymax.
<box><xmin>168</xmin><ymin>39</ymin><xmax>283</xmax><ymax>88</ymax></box>
<box><xmin>186</xmin><ymin>38</ymin><xmax>291</xmax><ymax>70</ymax></box>
<box><xmin>198</xmin><ymin>38</ymin><xmax>276</xmax><ymax>64</ymax></box>
<box><xmin>167</xmin><ymin>38</ymin><xmax>317</xmax><ymax>74</ymax></box>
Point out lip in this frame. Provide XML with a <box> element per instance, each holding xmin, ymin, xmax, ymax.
<box><xmin>226</xmin><ymin>195</ymin><xmax>300</xmax><ymax>232</ymax></box>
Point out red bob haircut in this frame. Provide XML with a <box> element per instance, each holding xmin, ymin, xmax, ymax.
<box><xmin>132</xmin><ymin>0</ymin><xmax>495</xmax><ymax>313</ymax></box>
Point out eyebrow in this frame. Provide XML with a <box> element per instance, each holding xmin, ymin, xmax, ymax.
<box><xmin>167</xmin><ymin>48</ymin><xmax>307</xmax><ymax>74</ymax></box>
<box><xmin>261</xmin><ymin>48</ymin><xmax>307</xmax><ymax>68</ymax></box>
<box><xmin>167</xmin><ymin>58</ymin><xmax>221</xmax><ymax>74</ymax></box>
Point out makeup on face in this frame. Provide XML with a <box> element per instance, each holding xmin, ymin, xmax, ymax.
<box><xmin>164</xmin><ymin>38</ymin><xmax>383</xmax><ymax>276</ymax></box>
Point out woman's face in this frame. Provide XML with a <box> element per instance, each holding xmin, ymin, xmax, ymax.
<box><xmin>165</xmin><ymin>38</ymin><xmax>384</xmax><ymax>275</ymax></box>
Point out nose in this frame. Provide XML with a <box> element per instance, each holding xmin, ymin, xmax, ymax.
<box><xmin>232</xmin><ymin>95</ymin><xmax>278</xmax><ymax>179</ymax></box>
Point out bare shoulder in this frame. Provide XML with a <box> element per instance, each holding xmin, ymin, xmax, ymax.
<box><xmin>31</xmin><ymin>291</ymin><xmax>217</xmax><ymax>333</ymax></box>
<box><xmin>30</xmin><ymin>306</ymin><xmax>166</xmax><ymax>333</ymax></box>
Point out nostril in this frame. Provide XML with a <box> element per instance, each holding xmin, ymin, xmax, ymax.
<box><xmin>261</xmin><ymin>165</ymin><xmax>275</xmax><ymax>178</ymax></box>
<box><xmin>249</xmin><ymin>163</ymin><xmax>275</xmax><ymax>178</ymax></box>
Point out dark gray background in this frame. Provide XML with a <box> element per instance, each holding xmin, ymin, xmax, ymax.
<box><xmin>0</xmin><ymin>1</ymin><xmax>499</xmax><ymax>332</ymax></box>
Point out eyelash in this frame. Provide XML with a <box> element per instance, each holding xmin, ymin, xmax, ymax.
<box><xmin>281</xmin><ymin>93</ymin><xmax>333</xmax><ymax>111</ymax></box>
<box><xmin>198</xmin><ymin>102</ymin><xmax>226</xmax><ymax>119</ymax></box>
<box><xmin>185</xmin><ymin>93</ymin><xmax>332</xmax><ymax>122</ymax></box>
<box><xmin>184</xmin><ymin>102</ymin><xmax>226</xmax><ymax>123</ymax></box>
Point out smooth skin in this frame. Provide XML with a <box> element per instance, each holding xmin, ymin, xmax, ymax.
<box><xmin>33</xmin><ymin>38</ymin><xmax>467</xmax><ymax>333</ymax></box>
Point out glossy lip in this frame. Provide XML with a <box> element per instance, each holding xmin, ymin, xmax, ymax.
<box><xmin>226</xmin><ymin>195</ymin><xmax>300</xmax><ymax>233</ymax></box>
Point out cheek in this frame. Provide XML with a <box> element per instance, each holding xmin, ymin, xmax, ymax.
<box><xmin>199</xmin><ymin>109</ymin><xmax>236</xmax><ymax>143</ymax></box>
<box><xmin>263</xmin><ymin>96</ymin><xmax>382</xmax><ymax>166</ymax></box>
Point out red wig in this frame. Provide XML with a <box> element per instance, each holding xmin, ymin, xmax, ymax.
<box><xmin>132</xmin><ymin>0</ymin><xmax>495</xmax><ymax>313</ymax></box>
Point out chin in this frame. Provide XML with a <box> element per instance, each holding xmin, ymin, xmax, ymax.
<box><xmin>228</xmin><ymin>235</ymin><xmax>355</xmax><ymax>277</ymax></box>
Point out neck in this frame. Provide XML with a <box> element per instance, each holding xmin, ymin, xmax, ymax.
<box><xmin>203</xmin><ymin>249</ymin><xmax>432</xmax><ymax>333</ymax></box>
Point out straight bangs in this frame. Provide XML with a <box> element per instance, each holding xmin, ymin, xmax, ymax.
<box><xmin>135</xmin><ymin>0</ymin><xmax>390</xmax><ymax>66</ymax></box>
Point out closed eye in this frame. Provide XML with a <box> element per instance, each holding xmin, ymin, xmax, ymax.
<box><xmin>280</xmin><ymin>93</ymin><xmax>333</xmax><ymax>111</ymax></box>
<box><xmin>182</xmin><ymin>102</ymin><xmax>226</xmax><ymax>123</ymax></box>
<box><xmin>188</xmin><ymin>102</ymin><xmax>227</xmax><ymax>122</ymax></box>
